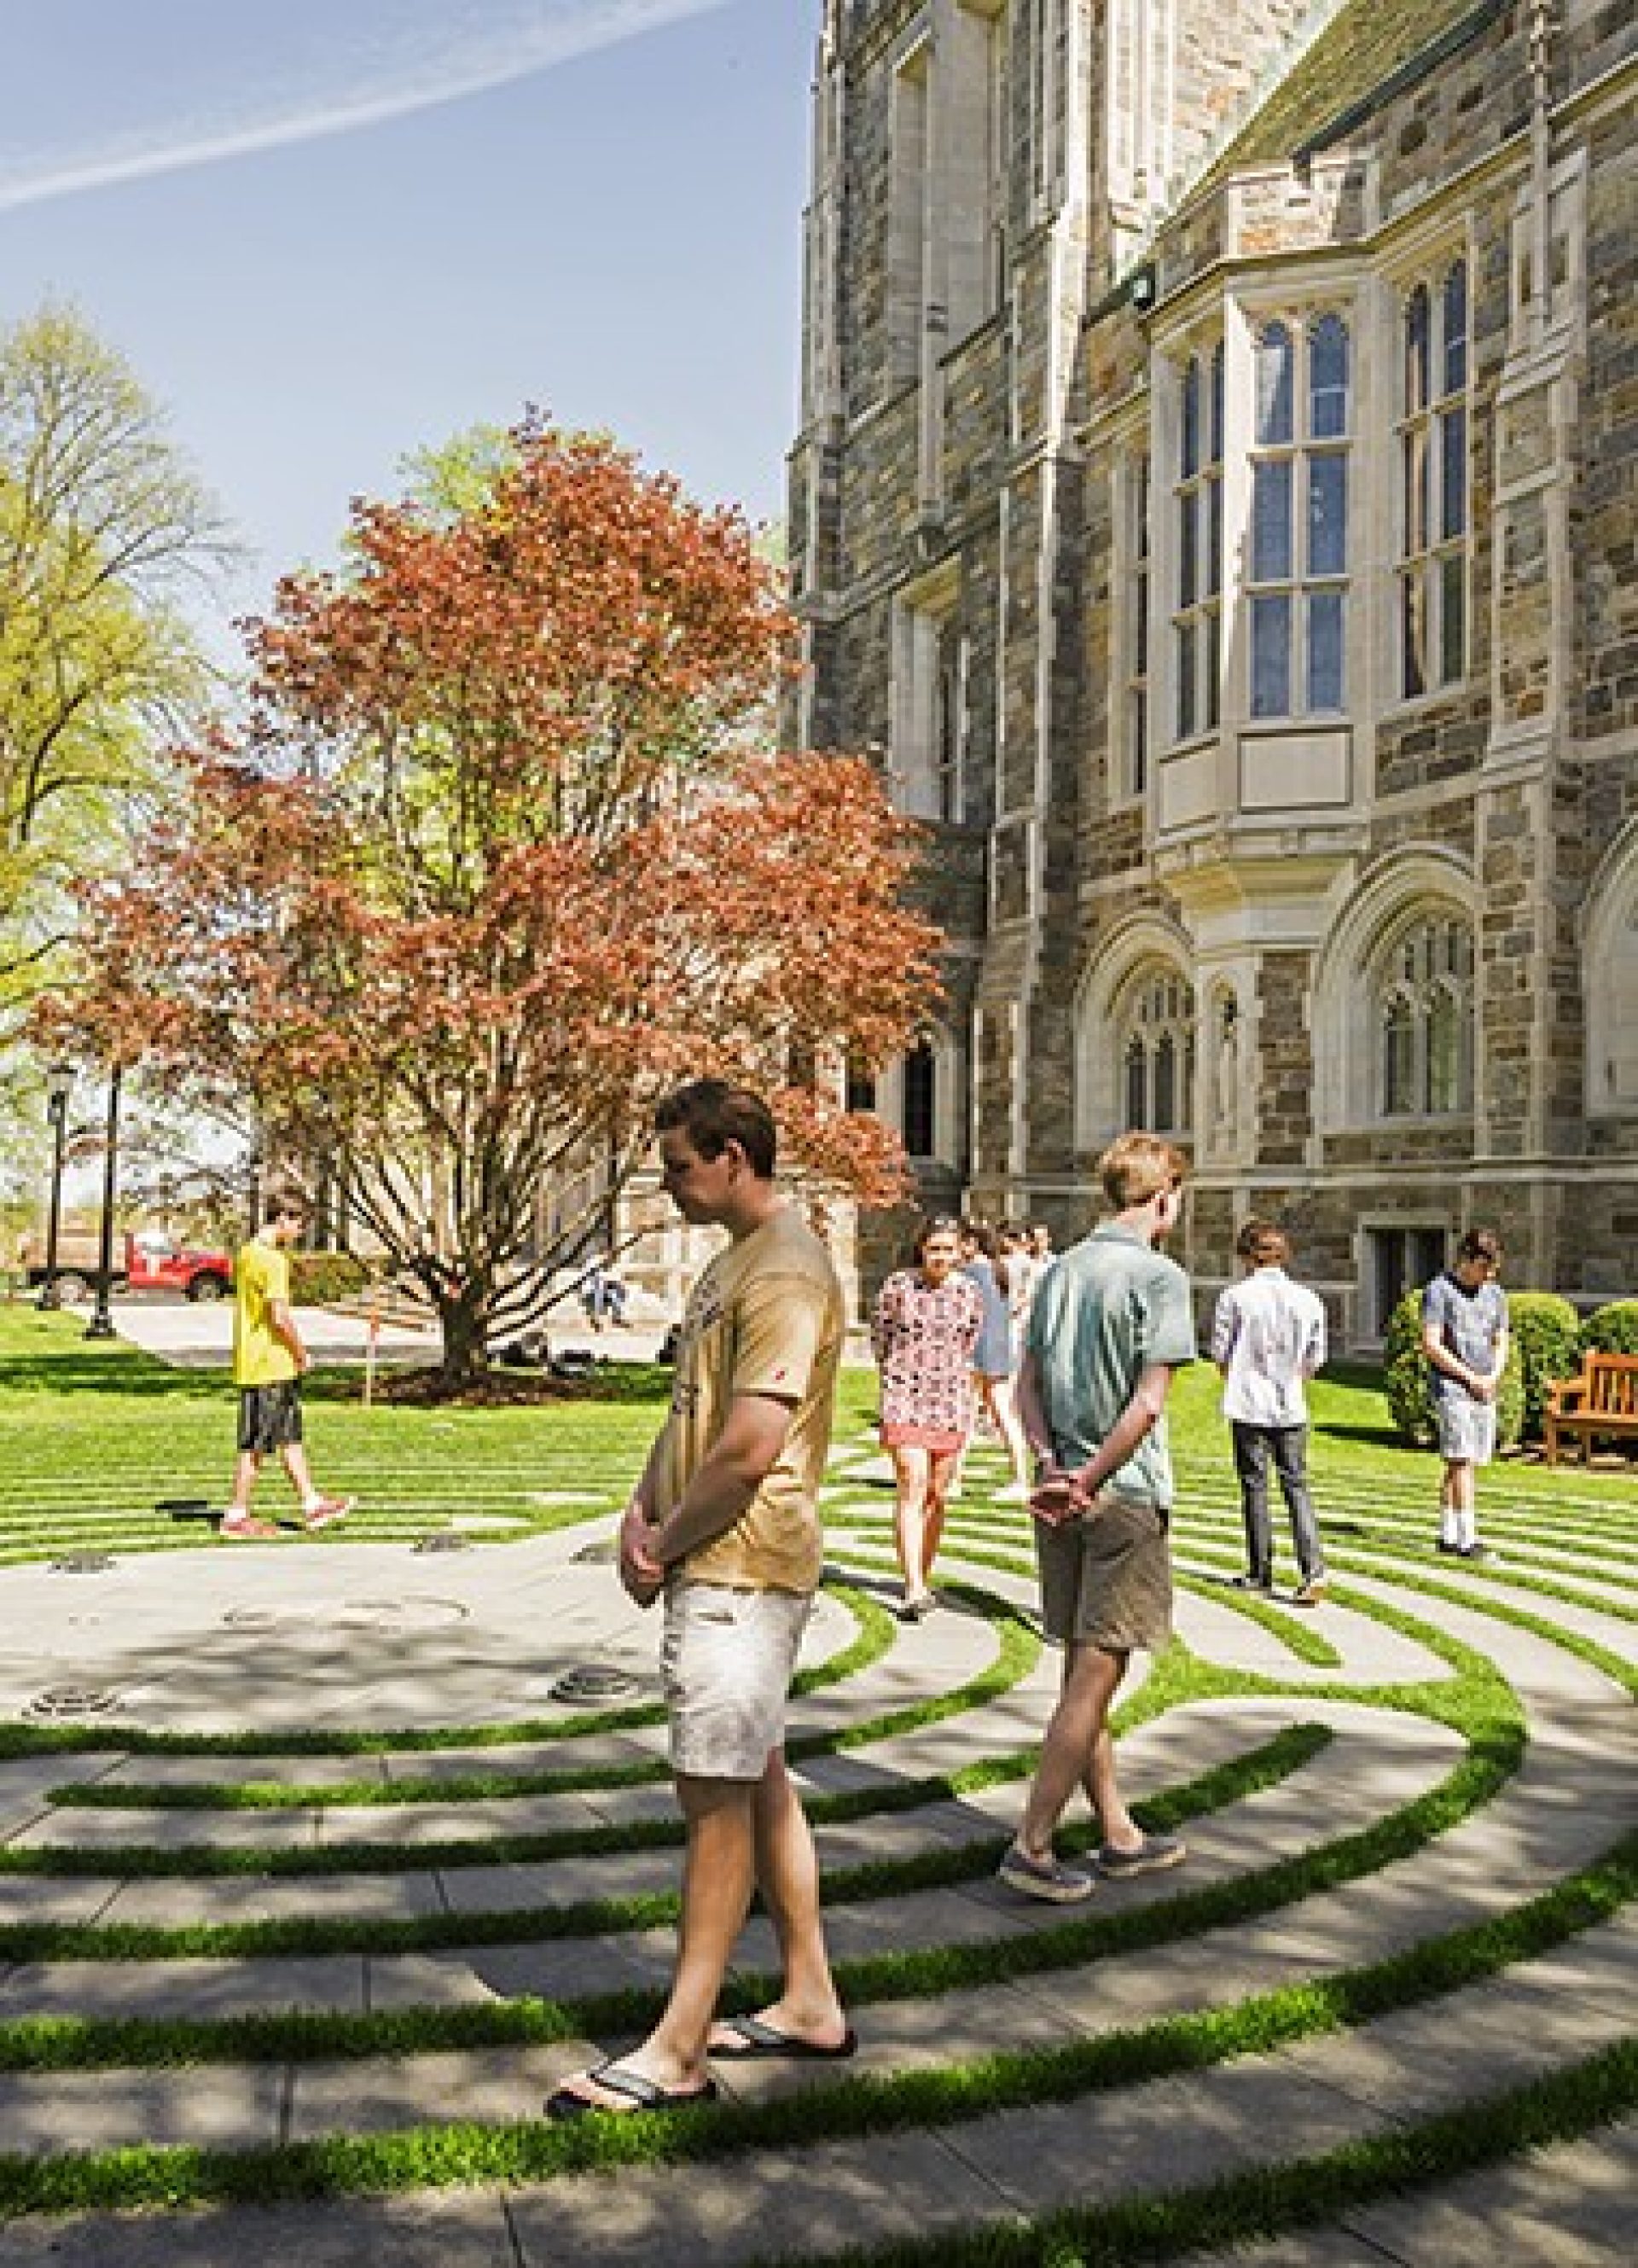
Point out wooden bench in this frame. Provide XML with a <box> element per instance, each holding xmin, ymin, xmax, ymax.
<box><xmin>1543</xmin><ymin>1352</ymin><xmax>1638</xmax><ymax>1465</ymax></box>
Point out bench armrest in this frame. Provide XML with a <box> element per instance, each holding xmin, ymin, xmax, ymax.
<box><xmin>1544</xmin><ymin>1377</ymin><xmax>1589</xmax><ymax>1415</ymax></box>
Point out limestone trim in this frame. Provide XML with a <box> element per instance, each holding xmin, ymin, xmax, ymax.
<box><xmin>1582</xmin><ymin>817</ymin><xmax>1638</xmax><ymax>1121</ymax></box>
<box><xmin>1310</xmin><ymin>846</ymin><xmax>1478</xmax><ymax>1139</ymax></box>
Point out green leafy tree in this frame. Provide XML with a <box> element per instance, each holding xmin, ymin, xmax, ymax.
<box><xmin>0</xmin><ymin>303</ymin><xmax>228</xmax><ymax>1042</ymax></box>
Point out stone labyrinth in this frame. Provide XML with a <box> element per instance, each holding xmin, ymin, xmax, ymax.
<box><xmin>0</xmin><ymin>1421</ymin><xmax>1631</xmax><ymax>2265</ymax></box>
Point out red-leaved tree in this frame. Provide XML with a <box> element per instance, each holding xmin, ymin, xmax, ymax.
<box><xmin>44</xmin><ymin>427</ymin><xmax>941</xmax><ymax>1383</ymax></box>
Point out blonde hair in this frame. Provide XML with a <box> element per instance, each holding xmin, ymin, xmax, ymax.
<box><xmin>1099</xmin><ymin>1133</ymin><xmax>1188</xmax><ymax>1212</ymax></box>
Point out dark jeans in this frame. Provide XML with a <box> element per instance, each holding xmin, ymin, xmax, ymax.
<box><xmin>1231</xmin><ymin>1422</ymin><xmax>1324</xmax><ymax>1585</ymax></box>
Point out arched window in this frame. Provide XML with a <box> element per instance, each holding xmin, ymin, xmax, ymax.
<box><xmin>1118</xmin><ymin>969</ymin><xmax>1195</xmax><ymax>1135</ymax></box>
<box><xmin>1374</xmin><ymin>914</ymin><xmax>1473</xmax><ymax>1119</ymax></box>
<box><xmin>902</xmin><ymin>1036</ymin><xmax>938</xmax><ymax>1158</ymax></box>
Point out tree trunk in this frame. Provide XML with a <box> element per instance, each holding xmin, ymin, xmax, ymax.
<box><xmin>430</xmin><ymin>1273</ymin><xmax>496</xmax><ymax>1392</ymax></box>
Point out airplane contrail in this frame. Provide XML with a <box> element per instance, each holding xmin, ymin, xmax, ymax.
<box><xmin>0</xmin><ymin>0</ymin><xmax>735</xmax><ymax>213</ymax></box>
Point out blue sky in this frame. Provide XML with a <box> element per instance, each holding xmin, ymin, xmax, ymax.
<box><xmin>0</xmin><ymin>1</ymin><xmax>819</xmax><ymax>634</ymax></box>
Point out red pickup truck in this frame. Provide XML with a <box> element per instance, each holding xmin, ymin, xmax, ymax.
<box><xmin>21</xmin><ymin>1230</ymin><xmax>234</xmax><ymax>1306</ymax></box>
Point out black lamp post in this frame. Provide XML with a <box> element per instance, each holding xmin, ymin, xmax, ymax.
<box><xmin>37</xmin><ymin>1061</ymin><xmax>74</xmax><ymax>1311</ymax></box>
<box><xmin>84</xmin><ymin>1063</ymin><xmax>123</xmax><ymax>1342</ymax></box>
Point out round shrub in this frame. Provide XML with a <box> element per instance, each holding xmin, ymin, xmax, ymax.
<box><xmin>1383</xmin><ymin>1285</ymin><xmax>1524</xmax><ymax>1451</ymax></box>
<box><xmin>1507</xmin><ymin>1291</ymin><xmax>1583</xmax><ymax>1442</ymax></box>
<box><xmin>1384</xmin><ymin>1289</ymin><xmax>1437</xmax><ymax>1449</ymax></box>
<box><xmin>1580</xmin><ymin>1300</ymin><xmax>1638</xmax><ymax>1358</ymax></box>
<box><xmin>288</xmin><ymin>1250</ymin><xmax>371</xmax><ymax>1306</ymax></box>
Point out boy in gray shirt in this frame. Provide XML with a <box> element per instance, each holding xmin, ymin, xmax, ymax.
<box><xmin>1420</xmin><ymin>1227</ymin><xmax>1509</xmax><ymax>1562</ymax></box>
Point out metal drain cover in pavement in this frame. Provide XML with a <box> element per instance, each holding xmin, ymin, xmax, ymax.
<box><xmin>26</xmin><ymin>1685</ymin><xmax>123</xmax><ymax>1721</ymax></box>
<box><xmin>50</xmin><ymin>1554</ymin><xmax>115</xmax><ymax>1575</ymax></box>
<box><xmin>572</xmin><ymin>1538</ymin><xmax>618</xmax><ymax>1565</ymax></box>
<box><xmin>550</xmin><ymin>1663</ymin><xmax>641</xmax><ymax>1704</ymax></box>
<box><xmin>413</xmin><ymin>1531</ymin><xmax>471</xmax><ymax>1554</ymax></box>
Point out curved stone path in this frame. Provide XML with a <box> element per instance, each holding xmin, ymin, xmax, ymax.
<box><xmin>0</xmin><ymin>1423</ymin><xmax>1630</xmax><ymax>2265</ymax></box>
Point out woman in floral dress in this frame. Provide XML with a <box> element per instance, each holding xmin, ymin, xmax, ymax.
<box><xmin>872</xmin><ymin>1216</ymin><xmax>984</xmax><ymax>1617</ymax></box>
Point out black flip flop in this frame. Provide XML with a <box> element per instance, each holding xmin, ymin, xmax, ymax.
<box><xmin>710</xmin><ymin>2015</ymin><xmax>859</xmax><ymax>2062</ymax></box>
<box><xmin>544</xmin><ymin>2060</ymin><xmax>719</xmax><ymax>2120</ymax></box>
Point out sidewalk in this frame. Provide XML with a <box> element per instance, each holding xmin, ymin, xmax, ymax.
<box><xmin>111</xmin><ymin>1300</ymin><xmax>671</xmax><ymax>1372</ymax></box>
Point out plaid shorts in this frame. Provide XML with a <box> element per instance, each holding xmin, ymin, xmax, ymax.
<box><xmin>237</xmin><ymin>1381</ymin><xmax>304</xmax><ymax>1454</ymax></box>
<box><xmin>1436</xmin><ymin>1398</ymin><xmax>1496</xmax><ymax>1466</ymax></box>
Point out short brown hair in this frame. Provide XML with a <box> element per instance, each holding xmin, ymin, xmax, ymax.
<box><xmin>1456</xmin><ymin>1226</ymin><xmax>1503</xmax><ymax>1267</ymax></box>
<box><xmin>911</xmin><ymin>1213</ymin><xmax>963</xmax><ymax>1263</ymax></box>
<box><xmin>1099</xmin><ymin>1133</ymin><xmax>1188</xmax><ymax>1211</ymax></box>
<box><xmin>263</xmin><ymin>1185</ymin><xmax>310</xmax><ymax>1227</ymax></box>
<box><xmin>653</xmin><ymin>1079</ymin><xmax>777</xmax><ymax>1178</ymax></box>
<box><xmin>1235</xmin><ymin>1218</ymin><xmax>1289</xmax><ymax>1268</ymax></box>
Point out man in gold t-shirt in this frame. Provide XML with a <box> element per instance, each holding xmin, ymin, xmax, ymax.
<box><xmin>219</xmin><ymin>1186</ymin><xmax>353</xmax><ymax>1540</ymax></box>
<box><xmin>549</xmin><ymin>1081</ymin><xmax>852</xmax><ymax>2120</ymax></box>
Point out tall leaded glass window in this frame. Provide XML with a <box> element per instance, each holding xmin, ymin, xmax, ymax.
<box><xmin>1172</xmin><ymin>344</ymin><xmax>1223</xmax><ymax>741</ymax></box>
<box><xmin>1124</xmin><ymin>451</ymin><xmax>1152</xmax><ymax>796</ymax></box>
<box><xmin>1248</xmin><ymin>314</ymin><xmax>1351</xmax><ymax>720</ymax></box>
<box><xmin>1375</xmin><ymin>916</ymin><xmax>1474</xmax><ymax>1119</ymax></box>
<box><xmin>1119</xmin><ymin>971</ymin><xmax>1195</xmax><ymax>1136</ymax></box>
<box><xmin>902</xmin><ymin>1036</ymin><xmax>938</xmax><ymax>1158</ymax></box>
<box><xmin>1398</xmin><ymin>259</ymin><xmax>1471</xmax><ymax>699</ymax></box>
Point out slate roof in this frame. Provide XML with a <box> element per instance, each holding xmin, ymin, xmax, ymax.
<box><xmin>1195</xmin><ymin>0</ymin><xmax>1510</xmax><ymax>194</ymax></box>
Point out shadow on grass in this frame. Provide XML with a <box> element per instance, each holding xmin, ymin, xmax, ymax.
<box><xmin>0</xmin><ymin>1334</ymin><xmax>212</xmax><ymax>1400</ymax></box>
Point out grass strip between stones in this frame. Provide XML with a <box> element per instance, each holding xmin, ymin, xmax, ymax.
<box><xmin>0</xmin><ymin>1632</ymin><xmax>1227</xmax><ymax>1881</ymax></box>
<box><xmin>739</xmin><ymin>2036</ymin><xmax>1638</xmax><ymax>2268</ymax></box>
<box><xmin>0</xmin><ymin>1834</ymin><xmax>1628</xmax><ymax>2217</ymax></box>
<box><xmin>0</xmin><ymin>1672</ymin><xmax>1304</xmax><ymax>1965</ymax></box>
<box><xmin>0</xmin><ymin>1589</ymin><xmax>1520</xmax><ymax>2044</ymax></box>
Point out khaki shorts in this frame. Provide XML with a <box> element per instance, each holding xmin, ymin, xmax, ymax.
<box><xmin>661</xmin><ymin>1582</ymin><xmax>812</xmax><ymax>1781</ymax></box>
<box><xmin>1033</xmin><ymin>1495</ymin><xmax>1173</xmax><ymax>1655</ymax></box>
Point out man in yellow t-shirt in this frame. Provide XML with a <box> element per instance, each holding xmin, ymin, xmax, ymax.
<box><xmin>220</xmin><ymin>1186</ymin><xmax>353</xmax><ymax>1540</ymax></box>
<box><xmin>548</xmin><ymin>1081</ymin><xmax>852</xmax><ymax>2120</ymax></box>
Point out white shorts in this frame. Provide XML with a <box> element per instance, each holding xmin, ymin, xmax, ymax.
<box><xmin>1437</xmin><ymin>1399</ymin><xmax>1496</xmax><ymax>1466</ymax></box>
<box><xmin>661</xmin><ymin>1582</ymin><xmax>812</xmax><ymax>1782</ymax></box>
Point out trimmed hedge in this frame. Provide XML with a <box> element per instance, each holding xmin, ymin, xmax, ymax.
<box><xmin>1507</xmin><ymin>1292</ymin><xmax>1583</xmax><ymax>1443</ymax></box>
<box><xmin>1384</xmin><ymin>1287</ymin><xmax>1524</xmax><ymax>1451</ymax></box>
<box><xmin>1581</xmin><ymin>1300</ymin><xmax>1638</xmax><ymax>1358</ymax></box>
<box><xmin>287</xmin><ymin>1251</ymin><xmax>371</xmax><ymax>1306</ymax></box>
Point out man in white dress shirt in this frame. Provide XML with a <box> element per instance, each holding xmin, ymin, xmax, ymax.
<box><xmin>1211</xmin><ymin>1219</ymin><xmax>1329</xmax><ymax>1605</ymax></box>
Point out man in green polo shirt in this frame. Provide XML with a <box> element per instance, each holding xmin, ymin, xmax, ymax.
<box><xmin>1000</xmin><ymin>1132</ymin><xmax>1196</xmax><ymax>1902</ymax></box>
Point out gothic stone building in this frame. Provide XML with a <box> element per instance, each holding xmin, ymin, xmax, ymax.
<box><xmin>788</xmin><ymin>0</ymin><xmax>1638</xmax><ymax>1346</ymax></box>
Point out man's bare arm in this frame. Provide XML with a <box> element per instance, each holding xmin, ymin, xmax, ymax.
<box><xmin>268</xmin><ymin>1300</ymin><xmax>309</xmax><ymax>1374</ymax></box>
<box><xmin>1016</xmin><ymin>1352</ymin><xmax>1053</xmax><ymax>1464</ymax></box>
<box><xmin>647</xmin><ymin>1392</ymin><xmax>797</xmax><ymax>1568</ymax></box>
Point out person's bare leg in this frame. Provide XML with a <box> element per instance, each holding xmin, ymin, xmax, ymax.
<box><xmin>921</xmin><ymin>1448</ymin><xmax>960</xmax><ymax>1580</ymax></box>
<box><xmin>1017</xmin><ymin>1643</ymin><xmax>1127</xmax><ymax>1860</ymax></box>
<box><xmin>278</xmin><ymin>1440</ymin><xmax>319</xmax><ymax>1508</ymax></box>
<box><xmin>710</xmin><ymin>1749</ymin><xmax>847</xmax><ymax>2050</ymax></box>
<box><xmin>892</xmin><ymin>1445</ymin><xmax>932</xmax><ymax>1602</ymax></box>
<box><xmin>1077</xmin><ymin>1649</ymin><xmax>1141</xmax><ymax>1847</ymax></box>
<box><xmin>559</xmin><ymin>1773</ymin><xmax>756</xmax><ymax>2105</ymax></box>
<box><xmin>227</xmin><ymin>1451</ymin><xmax>263</xmax><ymax>1515</ymax></box>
